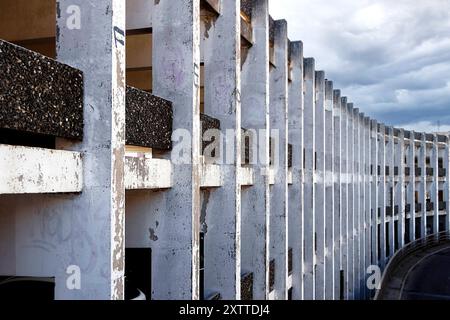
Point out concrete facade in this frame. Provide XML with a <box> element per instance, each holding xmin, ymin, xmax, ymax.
<box><xmin>0</xmin><ymin>0</ymin><xmax>449</xmax><ymax>301</ymax></box>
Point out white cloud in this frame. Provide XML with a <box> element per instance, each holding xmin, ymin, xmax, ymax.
<box><xmin>402</xmin><ymin>121</ymin><xmax>450</xmax><ymax>133</ymax></box>
<box><xmin>269</xmin><ymin>0</ymin><xmax>450</xmax><ymax>128</ymax></box>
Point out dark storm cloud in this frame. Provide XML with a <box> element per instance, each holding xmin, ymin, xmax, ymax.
<box><xmin>270</xmin><ymin>0</ymin><xmax>450</xmax><ymax>132</ymax></box>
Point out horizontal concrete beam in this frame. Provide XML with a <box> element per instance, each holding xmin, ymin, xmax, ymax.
<box><xmin>288</xmin><ymin>169</ymin><xmax>293</xmax><ymax>185</ymax></box>
<box><xmin>201</xmin><ymin>163</ymin><xmax>223</xmax><ymax>188</ymax></box>
<box><xmin>201</xmin><ymin>165</ymin><xmax>254</xmax><ymax>188</ymax></box>
<box><xmin>0</xmin><ymin>144</ymin><xmax>82</xmax><ymax>194</ymax></box>
<box><xmin>125</xmin><ymin>155</ymin><xmax>172</xmax><ymax>190</ymax></box>
<box><xmin>239</xmin><ymin>167</ymin><xmax>254</xmax><ymax>186</ymax></box>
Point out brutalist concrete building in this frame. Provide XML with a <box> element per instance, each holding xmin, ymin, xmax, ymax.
<box><xmin>0</xmin><ymin>0</ymin><xmax>449</xmax><ymax>300</ymax></box>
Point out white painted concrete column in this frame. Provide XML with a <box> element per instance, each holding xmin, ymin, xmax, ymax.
<box><xmin>269</xmin><ymin>19</ymin><xmax>289</xmax><ymax>300</ymax></box>
<box><xmin>353</xmin><ymin>109</ymin><xmax>361</xmax><ymax>299</ymax></box>
<box><xmin>396</xmin><ymin>130</ymin><xmax>405</xmax><ymax>249</ymax></box>
<box><xmin>347</xmin><ymin>104</ymin><xmax>356</xmax><ymax>299</ymax></box>
<box><xmin>445</xmin><ymin>135</ymin><xmax>450</xmax><ymax>231</ymax></box>
<box><xmin>302</xmin><ymin>58</ymin><xmax>315</xmax><ymax>300</ymax></box>
<box><xmin>378</xmin><ymin>124</ymin><xmax>387</xmax><ymax>268</ymax></box>
<box><xmin>387</xmin><ymin>127</ymin><xmax>395</xmax><ymax>259</ymax></box>
<box><xmin>357</xmin><ymin>112</ymin><xmax>364</xmax><ymax>299</ymax></box>
<box><xmin>202</xmin><ymin>0</ymin><xmax>242</xmax><ymax>300</ymax></box>
<box><xmin>357</xmin><ymin>116</ymin><xmax>364</xmax><ymax>298</ymax></box>
<box><xmin>241</xmin><ymin>0</ymin><xmax>270</xmax><ymax>300</ymax></box>
<box><xmin>407</xmin><ymin>131</ymin><xmax>416</xmax><ymax>242</ymax></box>
<box><xmin>386</xmin><ymin>127</ymin><xmax>395</xmax><ymax>259</ymax></box>
<box><xmin>287</xmin><ymin>41</ymin><xmax>304</xmax><ymax>300</ymax></box>
<box><xmin>137</xmin><ymin>0</ymin><xmax>202</xmax><ymax>300</ymax></box>
<box><xmin>333</xmin><ymin>90</ymin><xmax>342</xmax><ymax>300</ymax></box>
<box><xmin>55</xmin><ymin>0</ymin><xmax>126</xmax><ymax>300</ymax></box>
<box><xmin>364</xmin><ymin>117</ymin><xmax>372</xmax><ymax>299</ymax></box>
<box><xmin>314</xmin><ymin>71</ymin><xmax>326</xmax><ymax>300</ymax></box>
<box><xmin>431</xmin><ymin>134</ymin><xmax>439</xmax><ymax>234</ymax></box>
<box><xmin>370</xmin><ymin>120</ymin><xmax>379</xmax><ymax>269</ymax></box>
<box><xmin>369</xmin><ymin>120</ymin><xmax>379</xmax><ymax>298</ymax></box>
<box><xmin>341</xmin><ymin>97</ymin><xmax>349</xmax><ymax>299</ymax></box>
<box><xmin>324</xmin><ymin>80</ymin><xmax>334</xmax><ymax>299</ymax></box>
<box><xmin>419</xmin><ymin>134</ymin><xmax>427</xmax><ymax>238</ymax></box>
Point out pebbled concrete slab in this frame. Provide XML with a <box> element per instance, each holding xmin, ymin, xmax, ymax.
<box><xmin>0</xmin><ymin>39</ymin><xmax>83</xmax><ymax>140</ymax></box>
<box><xmin>126</xmin><ymin>86</ymin><xmax>173</xmax><ymax>150</ymax></box>
<box><xmin>200</xmin><ymin>113</ymin><xmax>220</xmax><ymax>155</ymax></box>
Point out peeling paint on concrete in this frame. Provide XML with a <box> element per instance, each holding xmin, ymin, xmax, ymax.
<box><xmin>0</xmin><ymin>144</ymin><xmax>82</xmax><ymax>194</ymax></box>
<box><xmin>125</xmin><ymin>156</ymin><xmax>172</xmax><ymax>190</ymax></box>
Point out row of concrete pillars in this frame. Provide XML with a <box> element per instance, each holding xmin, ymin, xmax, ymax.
<box><xmin>0</xmin><ymin>0</ymin><xmax>449</xmax><ymax>300</ymax></box>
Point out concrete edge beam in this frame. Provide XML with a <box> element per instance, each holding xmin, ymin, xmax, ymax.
<box><xmin>0</xmin><ymin>144</ymin><xmax>82</xmax><ymax>194</ymax></box>
<box><xmin>125</xmin><ymin>156</ymin><xmax>172</xmax><ymax>190</ymax></box>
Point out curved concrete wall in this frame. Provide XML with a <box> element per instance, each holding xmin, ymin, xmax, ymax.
<box><xmin>0</xmin><ymin>0</ymin><xmax>448</xmax><ymax>300</ymax></box>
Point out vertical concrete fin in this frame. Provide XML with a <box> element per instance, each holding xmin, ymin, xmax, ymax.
<box><xmin>55</xmin><ymin>0</ymin><xmax>126</xmax><ymax>300</ymax></box>
<box><xmin>303</xmin><ymin>57</ymin><xmax>316</xmax><ymax>299</ymax></box>
<box><xmin>269</xmin><ymin>18</ymin><xmax>289</xmax><ymax>300</ymax></box>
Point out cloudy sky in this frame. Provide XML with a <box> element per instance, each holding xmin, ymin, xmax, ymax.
<box><xmin>270</xmin><ymin>0</ymin><xmax>450</xmax><ymax>132</ymax></box>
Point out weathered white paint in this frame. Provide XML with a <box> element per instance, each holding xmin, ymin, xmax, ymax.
<box><xmin>287</xmin><ymin>169</ymin><xmax>293</xmax><ymax>185</ymax></box>
<box><xmin>333</xmin><ymin>90</ymin><xmax>342</xmax><ymax>300</ymax></box>
<box><xmin>0</xmin><ymin>145</ymin><xmax>82</xmax><ymax>194</ymax></box>
<box><xmin>288</xmin><ymin>41</ymin><xmax>304</xmax><ymax>300</ymax></box>
<box><xmin>268</xmin><ymin>168</ymin><xmax>275</xmax><ymax>185</ymax></box>
<box><xmin>347</xmin><ymin>103</ymin><xmax>355</xmax><ymax>299</ymax></box>
<box><xmin>200</xmin><ymin>164</ymin><xmax>223</xmax><ymax>188</ymax></box>
<box><xmin>125</xmin><ymin>157</ymin><xmax>172</xmax><ymax>190</ymax></box>
<box><xmin>364</xmin><ymin>117</ymin><xmax>371</xmax><ymax>299</ymax></box>
<box><xmin>324</xmin><ymin>80</ymin><xmax>334</xmax><ymax>300</ymax></box>
<box><xmin>56</xmin><ymin>0</ymin><xmax>126</xmax><ymax>300</ymax></box>
<box><xmin>353</xmin><ymin>108</ymin><xmax>360</xmax><ymax>299</ymax></box>
<box><xmin>269</xmin><ymin>19</ymin><xmax>289</xmax><ymax>300</ymax></box>
<box><xmin>386</xmin><ymin>127</ymin><xmax>395</xmax><ymax>259</ymax></box>
<box><xmin>431</xmin><ymin>135</ymin><xmax>439</xmax><ymax>234</ymax></box>
<box><xmin>359</xmin><ymin>114</ymin><xmax>366</xmax><ymax>299</ymax></box>
<box><xmin>202</xmin><ymin>0</ymin><xmax>242</xmax><ymax>300</ymax></box>
<box><xmin>357</xmin><ymin>113</ymin><xmax>364</xmax><ymax>299</ymax></box>
<box><xmin>370</xmin><ymin>120</ymin><xmax>379</xmax><ymax>272</ymax></box>
<box><xmin>145</xmin><ymin>0</ymin><xmax>202</xmax><ymax>300</ymax></box>
<box><xmin>239</xmin><ymin>167</ymin><xmax>254</xmax><ymax>187</ymax></box>
<box><xmin>407</xmin><ymin>132</ymin><xmax>416</xmax><ymax>242</ymax></box>
<box><xmin>445</xmin><ymin>136</ymin><xmax>450</xmax><ymax>231</ymax></box>
<box><xmin>378</xmin><ymin>124</ymin><xmax>387</xmax><ymax>268</ymax></box>
<box><xmin>395</xmin><ymin>130</ymin><xmax>405</xmax><ymax>250</ymax></box>
<box><xmin>303</xmin><ymin>57</ymin><xmax>316</xmax><ymax>300</ymax></box>
<box><xmin>287</xmin><ymin>274</ymin><xmax>293</xmax><ymax>290</ymax></box>
<box><xmin>314</xmin><ymin>71</ymin><xmax>326</xmax><ymax>300</ymax></box>
<box><xmin>201</xmin><ymin>157</ymin><xmax>253</xmax><ymax>189</ymax></box>
<box><xmin>240</xmin><ymin>0</ymin><xmax>271</xmax><ymax>300</ymax></box>
<box><xmin>419</xmin><ymin>134</ymin><xmax>427</xmax><ymax>238</ymax></box>
<box><xmin>2</xmin><ymin>0</ymin><xmax>450</xmax><ymax>303</ymax></box>
<box><xmin>340</xmin><ymin>97</ymin><xmax>349</xmax><ymax>299</ymax></box>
